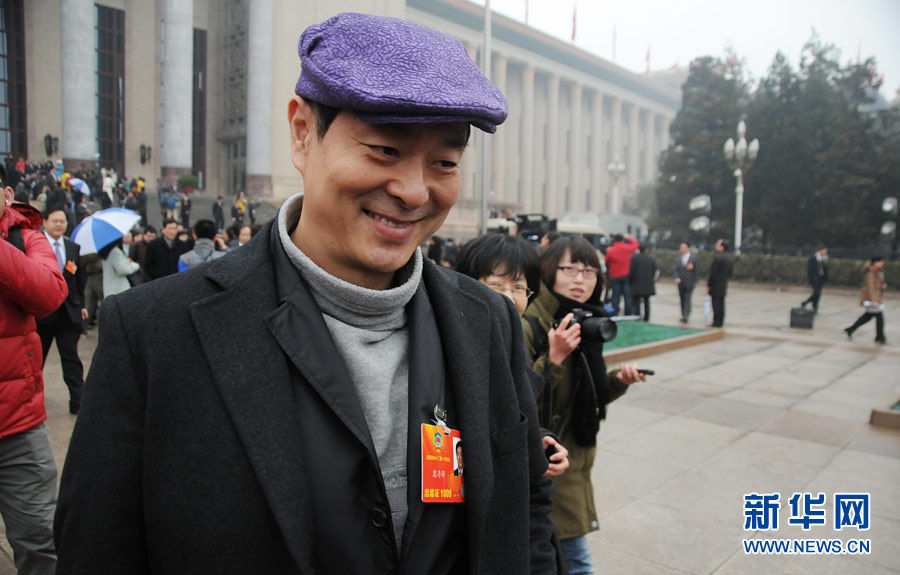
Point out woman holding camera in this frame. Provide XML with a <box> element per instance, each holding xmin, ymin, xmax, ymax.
<box><xmin>522</xmin><ymin>236</ymin><xmax>645</xmax><ymax>575</ymax></box>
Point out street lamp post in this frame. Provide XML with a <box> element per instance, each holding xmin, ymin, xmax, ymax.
<box><xmin>883</xmin><ymin>197</ymin><xmax>898</xmax><ymax>261</ymax></box>
<box><xmin>606</xmin><ymin>156</ymin><xmax>626</xmax><ymax>214</ymax></box>
<box><xmin>723</xmin><ymin>120</ymin><xmax>759</xmax><ymax>254</ymax></box>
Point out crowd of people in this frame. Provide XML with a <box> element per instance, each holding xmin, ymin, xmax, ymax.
<box><xmin>0</xmin><ymin>12</ymin><xmax>889</xmax><ymax>575</ymax></box>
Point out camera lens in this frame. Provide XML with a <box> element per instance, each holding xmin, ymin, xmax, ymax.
<box><xmin>580</xmin><ymin>317</ymin><xmax>617</xmax><ymax>342</ymax></box>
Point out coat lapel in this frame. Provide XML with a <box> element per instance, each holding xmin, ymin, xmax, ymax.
<box><xmin>264</xmin><ymin>280</ymin><xmax>378</xmax><ymax>464</ymax></box>
<box><xmin>189</xmin><ymin>247</ymin><xmax>315</xmax><ymax>573</ymax></box>
<box><xmin>421</xmin><ymin>265</ymin><xmax>495</xmax><ymax>532</ymax></box>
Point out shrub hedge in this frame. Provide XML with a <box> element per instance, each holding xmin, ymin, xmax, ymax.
<box><xmin>651</xmin><ymin>249</ymin><xmax>898</xmax><ymax>290</ymax></box>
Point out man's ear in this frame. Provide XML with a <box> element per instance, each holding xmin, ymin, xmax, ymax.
<box><xmin>288</xmin><ymin>96</ymin><xmax>313</xmax><ymax>176</ymax></box>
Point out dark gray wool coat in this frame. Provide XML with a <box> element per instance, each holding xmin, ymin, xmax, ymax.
<box><xmin>55</xmin><ymin>220</ymin><xmax>556</xmax><ymax>574</ymax></box>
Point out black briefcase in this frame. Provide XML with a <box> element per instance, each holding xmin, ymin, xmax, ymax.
<box><xmin>790</xmin><ymin>307</ymin><xmax>815</xmax><ymax>329</ymax></box>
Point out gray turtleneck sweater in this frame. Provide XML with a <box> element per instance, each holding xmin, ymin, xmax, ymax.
<box><xmin>278</xmin><ymin>195</ymin><xmax>419</xmax><ymax>549</ymax></box>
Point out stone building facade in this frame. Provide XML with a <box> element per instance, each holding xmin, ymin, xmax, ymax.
<box><xmin>7</xmin><ymin>0</ymin><xmax>678</xmax><ymax>236</ymax></box>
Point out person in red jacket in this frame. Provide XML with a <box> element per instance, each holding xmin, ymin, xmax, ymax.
<box><xmin>604</xmin><ymin>233</ymin><xmax>639</xmax><ymax>315</ymax></box>
<box><xmin>0</xmin><ymin>165</ymin><xmax>67</xmax><ymax>575</ymax></box>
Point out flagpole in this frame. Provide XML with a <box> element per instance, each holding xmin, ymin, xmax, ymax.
<box><xmin>479</xmin><ymin>0</ymin><xmax>492</xmax><ymax>234</ymax></box>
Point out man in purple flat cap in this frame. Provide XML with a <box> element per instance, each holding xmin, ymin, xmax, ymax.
<box><xmin>56</xmin><ymin>13</ymin><xmax>556</xmax><ymax>574</ymax></box>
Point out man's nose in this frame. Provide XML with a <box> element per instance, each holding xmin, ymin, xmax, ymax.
<box><xmin>385</xmin><ymin>160</ymin><xmax>429</xmax><ymax>210</ymax></box>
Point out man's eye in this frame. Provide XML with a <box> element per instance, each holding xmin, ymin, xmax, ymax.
<box><xmin>437</xmin><ymin>160</ymin><xmax>458</xmax><ymax>168</ymax></box>
<box><xmin>370</xmin><ymin>145</ymin><xmax>399</xmax><ymax>157</ymax></box>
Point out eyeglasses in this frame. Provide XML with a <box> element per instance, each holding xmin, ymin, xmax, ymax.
<box><xmin>485</xmin><ymin>281</ymin><xmax>533</xmax><ymax>299</ymax></box>
<box><xmin>557</xmin><ymin>265</ymin><xmax>599</xmax><ymax>279</ymax></box>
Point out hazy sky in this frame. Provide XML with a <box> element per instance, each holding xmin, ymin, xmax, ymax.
<box><xmin>477</xmin><ymin>0</ymin><xmax>900</xmax><ymax>99</ymax></box>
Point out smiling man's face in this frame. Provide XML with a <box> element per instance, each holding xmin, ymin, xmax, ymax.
<box><xmin>289</xmin><ymin>98</ymin><xmax>468</xmax><ymax>290</ymax></box>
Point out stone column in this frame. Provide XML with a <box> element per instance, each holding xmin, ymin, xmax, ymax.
<box><xmin>610</xmin><ymin>96</ymin><xmax>622</xmax><ymax>213</ymax></box>
<box><xmin>546</xmin><ymin>73</ymin><xmax>559</xmax><ymax>216</ymax></box>
<box><xmin>628</xmin><ymin>102</ymin><xmax>640</xmax><ymax>195</ymax></box>
<box><xmin>491</xmin><ymin>53</ymin><xmax>507</xmax><ymax>205</ymax></box>
<box><xmin>245</xmin><ymin>0</ymin><xmax>273</xmax><ymax>197</ymax></box>
<box><xmin>61</xmin><ymin>0</ymin><xmax>96</xmax><ymax>170</ymax></box>
<box><xmin>161</xmin><ymin>0</ymin><xmax>194</xmax><ymax>182</ymax></box>
<box><xmin>461</xmin><ymin>43</ymin><xmax>479</xmax><ymax>201</ymax></box>
<box><xmin>644</xmin><ymin>111</ymin><xmax>656</xmax><ymax>183</ymax></box>
<box><xmin>521</xmin><ymin>64</ymin><xmax>535</xmax><ymax>213</ymax></box>
<box><xmin>569</xmin><ymin>83</ymin><xmax>583</xmax><ymax>213</ymax></box>
<box><xmin>661</xmin><ymin>116</ymin><xmax>671</xmax><ymax>152</ymax></box>
<box><xmin>590</xmin><ymin>91</ymin><xmax>603</xmax><ymax>213</ymax></box>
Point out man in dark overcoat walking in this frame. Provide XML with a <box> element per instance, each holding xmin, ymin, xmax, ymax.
<box><xmin>801</xmin><ymin>244</ymin><xmax>828</xmax><ymax>312</ymax></box>
<box><xmin>629</xmin><ymin>244</ymin><xmax>657</xmax><ymax>322</ymax></box>
<box><xmin>707</xmin><ymin>239</ymin><xmax>734</xmax><ymax>327</ymax></box>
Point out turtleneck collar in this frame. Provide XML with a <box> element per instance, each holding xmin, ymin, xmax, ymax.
<box><xmin>276</xmin><ymin>193</ymin><xmax>422</xmax><ymax>330</ymax></box>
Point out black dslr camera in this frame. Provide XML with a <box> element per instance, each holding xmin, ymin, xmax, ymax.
<box><xmin>554</xmin><ymin>308</ymin><xmax>617</xmax><ymax>343</ymax></box>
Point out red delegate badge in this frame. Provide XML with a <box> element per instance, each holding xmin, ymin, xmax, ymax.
<box><xmin>421</xmin><ymin>423</ymin><xmax>464</xmax><ymax>503</ymax></box>
<box><xmin>65</xmin><ymin>260</ymin><xmax>77</xmax><ymax>274</ymax></box>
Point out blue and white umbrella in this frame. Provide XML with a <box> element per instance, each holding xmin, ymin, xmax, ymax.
<box><xmin>68</xmin><ymin>177</ymin><xmax>92</xmax><ymax>197</ymax></box>
<box><xmin>71</xmin><ymin>207</ymin><xmax>141</xmax><ymax>255</ymax></box>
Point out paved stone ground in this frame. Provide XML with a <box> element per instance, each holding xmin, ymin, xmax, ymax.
<box><xmin>1</xmin><ymin>278</ymin><xmax>897</xmax><ymax>573</ymax></box>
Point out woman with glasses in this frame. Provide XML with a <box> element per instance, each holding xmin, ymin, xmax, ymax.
<box><xmin>454</xmin><ymin>234</ymin><xmax>571</xmax><ymax>473</ymax></box>
<box><xmin>523</xmin><ymin>236</ymin><xmax>645</xmax><ymax>575</ymax></box>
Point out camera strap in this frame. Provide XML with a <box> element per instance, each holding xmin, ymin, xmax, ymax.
<box><xmin>523</xmin><ymin>315</ymin><xmax>553</xmax><ymax>427</ymax></box>
<box><xmin>5</xmin><ymin>226</ymin><xmax>25</xmax><ymax>254</ymax></box>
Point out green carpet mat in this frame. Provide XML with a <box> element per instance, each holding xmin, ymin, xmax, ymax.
<box><xmin>604</xmin><ymin>321</ymin><xmax>704</xmax><ymax>351</ymax></box>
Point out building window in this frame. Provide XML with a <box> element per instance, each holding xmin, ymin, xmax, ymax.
<box><xmin>0</xmin><ymin>0</ymin><xmax>26</xmax><ymax>160</ymax></box>
<box><xmin>96</xmin><ymin>5</ymin><xmax>125</xmax><ymax>175</ymax></box>
<box><xmin>193</xmin><ymin>28</ymin><xmax>207</xmax><ymax>188</ymax></box>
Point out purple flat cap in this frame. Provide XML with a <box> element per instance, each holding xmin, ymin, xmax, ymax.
<box><xmin>295</xmin><ymin>13</ymin><xmax>508</xmax><ymax>133</ymax></box>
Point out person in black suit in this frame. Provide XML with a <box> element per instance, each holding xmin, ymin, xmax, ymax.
<box><xmin>707</xmin><ymin>239</ymin><xmax>735</xmax><ymax>327</ymax></box>
<box><xmin>801</xmin><ymin>244</ymin><xmax>828</xmax><ymax>312</ymax></box>
<box><xmin>143</xmin><ymin>219</ymin><xmax>190</xmax><ymax>281</ymax></box>
<box><xmin>673</xmin><ymin>241</ymin><xmax>699</xmax><ymax>323</ymax></box>
<box><xmin>35</xmin><ymin>207</ymin><xmax>87</xmax><ymax>414</ymax></box>
<box><xmin>629</xmin><ymin>244</ymin><xmax>657</xmax><ymax>322</ymax></box>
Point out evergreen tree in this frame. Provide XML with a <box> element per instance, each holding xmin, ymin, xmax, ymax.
<box><xmin>653</xmin><ymin>55</ymin><xmax>749</xmax><ymax>241</ymax></box>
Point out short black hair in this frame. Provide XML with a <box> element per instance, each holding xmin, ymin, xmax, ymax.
<box><xmin>143</xmin><ymin>225</ymin><xmax>157</xmax><ymax>235</ymax></box>
<box><xmin>162</xmin><ymin>218</ymin><xmax>178</xmax><ymax>228</ymax></box>
<box><xmin>303</xmin><ymin>98</ymin><xmax>341</xmax><ymax>139</ymax></box>
<box><xmin>871</xmin><ymin>256</ymin><xmax>884</xmax><ymax>264</ymax></box>
<box><xmin>43</xmin><ymin>205</ymin><xmax>68</xmax><ymax>220</ymax></box>
<box><xmin>718</xmin><ymin>239</ymin><xmax>729</xmax><ymax>251</ymax></box>
<box><xmin>193</xmin><ymin>219</ymin><xmax>217</xmax><ymax>240</ymax></box>
<box><xmin>539</xmin><ymin>236</ymin><xmax>605</xmax><ymax>304</ymax></box>
<box><xmin>455</xmin><ymin>234</ymin><xmax>541</xmax><ymax>300</ymax></box>
<box><xmin>0</xmin><ymin>163</ymin><xmax>7</xmax><ymax>187</ymax></box>
<box><xmin>98</xmin><ymin>238</ymin><xmax>123</xmax><ymax>260</ymax></box>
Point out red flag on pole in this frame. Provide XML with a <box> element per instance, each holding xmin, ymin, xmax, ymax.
<box><xmin>571</xmin><ymin>3</ymin><xmax>576</xmax><ymax>42</ymax></box>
